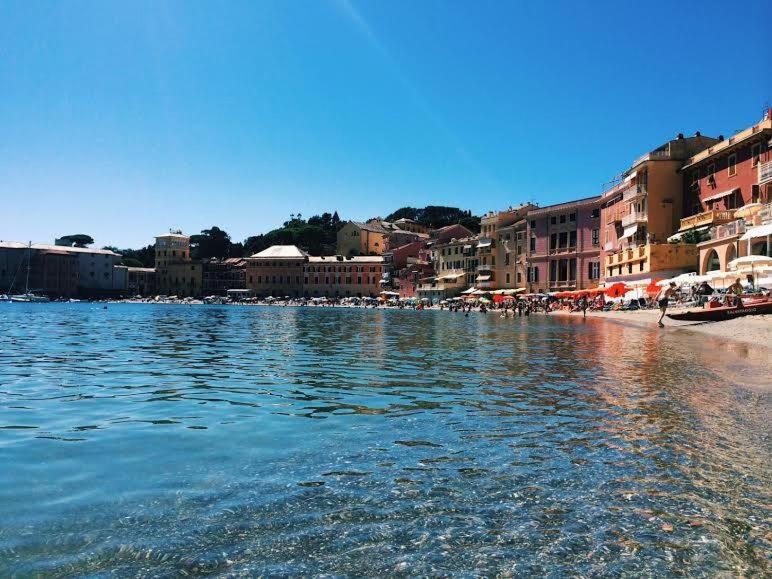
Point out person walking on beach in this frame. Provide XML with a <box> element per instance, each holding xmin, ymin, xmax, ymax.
<box><xmin>655</xmin><ymin>282</ymin><xmax>676</xmax><ymax>327</ymax></box>
<box><xmin>579</xmin><ymin>296</ymin><xmax>588</xmax><ymax>318</ymax></box>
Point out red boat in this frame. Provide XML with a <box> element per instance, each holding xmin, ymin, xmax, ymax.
<box><xmin>667</xmin><ymin>297</ymin><xmax>772</xmax><ymax>322</ymax></box>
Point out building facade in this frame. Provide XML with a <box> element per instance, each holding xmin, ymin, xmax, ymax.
<box><xmin>155</xmin><ymin>232</ymin><xmax>203</xmax><ymax>297</ymax></box>
<box><xmin>526</xmin><ymin>197</ymin><xmax>602</xmax><ymax>293</ymax></box>
<box><xmin>246</xmin><ymin>245</ymin><xmax>307</xmax><ymax>298</ymax></box>
<box><xmin>303</xmin><ymin>255</ymin><xmax>384</xmax><ymax>298</ymax></box>
<box><xmin>600</xmin><ymin>133</ymin><xmax>719</xmax><ymax>284</ymax></box>
<box><xmin>127</xmin><ymin>267</ymin><xmax>156</xmax><ymax>296</ymax></box>
<box><xmin>202</xmin><ymin>258</ymin><xmax>247</xmax><ymax>295</ymax></box>
<box><xmin>0</xmin><ymin>243</ymin><xmax>79</xmax><ymax>297</ymax></box>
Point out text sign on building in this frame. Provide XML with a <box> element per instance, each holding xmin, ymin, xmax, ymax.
<box><xmin>760</xmin><ymin>161</ymin><xmax>772</xmax><ymax>184</ymax></box>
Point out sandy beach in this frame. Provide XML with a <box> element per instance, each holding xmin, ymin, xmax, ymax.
<box><xmin>549</xmin><ymin>307</ymin><xmax>772</xmax><ymax>350</ymax></box>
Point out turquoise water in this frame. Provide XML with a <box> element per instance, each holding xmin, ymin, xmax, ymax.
<box><xmin>0</xmin><ymin>303</ymin><xmax>769</xmax><ymax>576</ymax></box>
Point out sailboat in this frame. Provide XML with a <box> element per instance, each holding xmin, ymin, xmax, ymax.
<box><xmin>9</xmin><ymin>242</ymin><xmax>50</xmax><ymax>303</ymax></box>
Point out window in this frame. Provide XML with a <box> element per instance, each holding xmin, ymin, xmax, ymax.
<box><xmin>728</xmin><ymin>154</ymin><xmax>737</xmax><ymax>176</ymax></box>
<box><xmin>550</xmin><ymin>216</ymin><xmax>557</xmax><ymax>225</ymax></box>
<box><xmin>550</xmin><ymin>233</ymin><xmax>558</xmax><ymax>249</ymax></box>
<box><xmin>559</xmin><ymin>214</ymin><xmax>566</xmax><ymax>224</ymax></box>
<box><xmin>569</xmin><ymin>231</ymin><xmax>577</xmax><ymax>247</ymax></box>
<box><xmin>569</xmin><ymin>259</ymin><xmax>576</xmax><ymax>280</ymax></box>
<box><xmin>506</xmin><ymin>273</ymin><xmax>510</xmax><ymax>284</ymax></box>
<box><xmin>530</xmin><ymin>237</ymin><xmax>536</xmax><ymax>251</ymax></box>
<box><xmin>530</xmin><ymin>220</ymin><xmax>536</xmax><ymax>229</ymax></box>
<box><xmin>751</xmin><ymin>143</ymin><xmax>761</xmax><ymax>167</ymax></box>
<box><xmin>559</xmin><ymin>232</ymin><xmax>568</xmax><ymax>248</ymax></box>
<box><xmin>517</xmin><ymin>272</ymin><xmax>521</xmax><ymax>283</ymax></box>
<box><xmin>707</xmin><ymin>163</ymin><xmax>715</xmax><ymax>176</ymax></box>
<box><xmin>569</xmin><ymin>213</ymin><xmax>576</xmax><ymax>222</ymax></box>
<box><xmin>588</xmin><ymin>261</ymin><xmax>600</xmax><ymax>280</ymax></box>
<box><xmin>505</xmin><ymin>253</ymin><xmax>510</xmax><ymax>266</ymax></box>
<box><xmin>591</xmin><ymin>228</ymin><xmax>599</xmax><ymax>246</ymax></box>
<box><xmin>591</xmin><ymin>208</ymin><xmax>600</xmax><ymax>219</ymax></box>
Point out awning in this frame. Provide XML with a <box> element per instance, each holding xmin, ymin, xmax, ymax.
<box><xmin>444</xmin><ymin>272</ymin><xmax>465</xmax><ymax>279</ymax></box>
<box><xmin>667</xmin><ymin>226</ymin><xmax>709</xmax><ymax>243</ymax></box>
<box><xmin>477</xmin><ymin>239</ymin><xmax>492</xmax><ymax>248</ymax></box>
<box><xmin>461</xmin><ymin>286</ymin><xmax>477</xmax><ymax>294</ymax></box>
<box><xmin>463</xmin><ymin>244</ymin><xmax>472</xmax><ymax>250</ymax></box>
<box><xmin>702</xmin><ymin>188</ymin><xmax>738</xmax><ymax>203</ymax></box>
<box><xmin>476</xmin><ymin>275</ymin><xmax>491</xmax><ymax>281</ymax></box>
<box><xmin>620</xmin><ymin>224</ymin><xmax>638</xmax><ymax>240</ymax></box>
<box><xmin>739</xmin><ymin>223</ymin><xmax>772</xmax><ymax>241</ymax></box>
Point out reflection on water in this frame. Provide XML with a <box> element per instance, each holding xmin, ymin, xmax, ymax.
<box><xmin>0</xmin><ymin>304</ymin><xmax>769</xmax><ymax>576</ymax></box>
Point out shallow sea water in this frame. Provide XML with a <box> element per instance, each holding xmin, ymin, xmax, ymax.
<box><xmin>0</xmin><ymin>303</ymin><xmax>769</xmax><ymax>576</ymax></box>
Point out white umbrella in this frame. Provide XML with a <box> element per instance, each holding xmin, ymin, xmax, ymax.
<box><xmin>728</xmin><ymin>255</ymin><xmax>772</xmax><ymax>269</ymax></box>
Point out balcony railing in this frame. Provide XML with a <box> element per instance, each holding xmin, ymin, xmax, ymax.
<box><xmin>621</xmin><ymin>210</ymin><xmax>647</xmax><ymax>228</ymax></box>
<box><xmin>709</xmin><ymin>220</ymin><xmax>747</xmax><ymax>241</ymax></box>
<box><xmin>622</xmin><ymin>185</ymin><xmax>647</xmax><ymax>202</ymax></box>
<box><xmin>678</xmin><ymin>209</ymin><xmax>735</xmax><ymax>232</ymax></box>
<box><xmin>605</xmin><ymin>245</ymin><xmax>647</xmax><ymax>267</ymax></box>
<box><xmin>606</xmin><ymin>207</ymin><xmax>625</xmax><ymax>224</ymax></box>
<box><xmin>477</xmin><ymin>264</ymin><xmax>494</xmax><ymax>272</ymax></box>
<box><xmin>548</xmin><ymin>246</ymin><xmax>577</xmax><ymax>255</ymax></box>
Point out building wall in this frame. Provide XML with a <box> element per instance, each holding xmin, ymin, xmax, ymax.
<box><xmin>127</xmin><ymin>268</ymin><xmax>156</xmax><ymax>296</ymax></box>
<box><xmin>527</xmin><ymin>198</ymin><xmax>601</xmax><ymax>292</ymax></box>
<box><xmin>336</xmin><ymin>223</ymin><xmax>387</xmax><ymax>256</ymax></box>
<box><xmin>303</xmin><ymin>258</ymin><xmax>383</xmax><ymax>297</ymax></box>
<box><xmin>684</xmin><ymin>135</ymin><xmax>771</xmax><ymax>216</ymax></box>
<box><xmin>246</xmin><ymin>259</ymin><xmax>305</xmax><ymax>297</ymax></box>
<box><xmin>432</xmin><ymin>224</ymin><xmax>473</xmax><ymax>244</ymax></box>
<box><xmin>76</xmin><ymin>251</ymin><xmax>122</xmax><ymax>293</ymax></box>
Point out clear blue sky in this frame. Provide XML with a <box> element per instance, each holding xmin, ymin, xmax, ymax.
<box><xmin>1</xmin><ymin>0</ymin><xmax>770</xmax><ymax>249</ymax></box>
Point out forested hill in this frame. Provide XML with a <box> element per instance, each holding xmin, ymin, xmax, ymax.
<box><xmin>385</xmin><ymin>206</ymin><xmax>480</xmax><ymax>232</ymax></box>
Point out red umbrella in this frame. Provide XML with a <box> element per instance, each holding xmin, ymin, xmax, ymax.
<box><xmin>603</xmin><ymin>283</ymin><xmax>631</xmax><ymax>298</ymax></box>
<box><xmin>645</xmin><ymin>278</ymin><xmax>663</xmax><ymax>298</ymax></box>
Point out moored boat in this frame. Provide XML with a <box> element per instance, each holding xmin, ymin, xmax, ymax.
<box><xmin>667</xmin><ymin>297</ymin><xmax>772</xmax><ymax>322</ymax></box>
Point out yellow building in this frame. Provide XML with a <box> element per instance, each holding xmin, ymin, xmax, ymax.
<box><xmin>336</xmin><ymin>222</ymin><xmax>389</xmax><ymax>257</ymax></box>
<box><xmin>155</xmin><ymin>232</ymin><xmax>203</xmax><ymax>297</ymax></box>
<box><xmin>601</xmin><ymin>134</ymin><xmax>719</xmax><ymax>283</ymax></box>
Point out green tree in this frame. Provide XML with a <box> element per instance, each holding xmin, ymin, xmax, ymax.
<box><xmin>57</xmin><ymin>234</ymin><xmax>94</xmax><ymax>248</ymax></box>
<box><xmin>190</xmin><ymin>226</ymin><xmax>233</xmax><ymax>259</ymax></box>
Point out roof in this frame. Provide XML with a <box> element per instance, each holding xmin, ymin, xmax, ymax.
<box><xmin>0</xmin><ymin>241</ymin><xmax>121</xmax><ymax>256</ymax></box>
<box><xmin>527</xmin><ymin>195</ymin><xmax>602</xmax><ymax>216</ymax></box>
<box><xmin>351</xmin><ymin>221</ymin><xmax>391</xmax><ymax>234</ymax></box>
<box><xmin>155</xmin><ymin>233</ymin><xmax>189</xmax><ymax>239</ymax></box>
<box><xmin>127</xmin><ymin>267</ymin><xmax>156</xmax><ymax>273</ymax></box>
<box><xmin>249</xmin><ymin>245</ymin><xmax>308</xmax><ymax>259</ymax></box>
<box><xmin>681</xmin><ymin>115</ymin><xmax>772</xmax><ymax>170</ymax></box>
<box><xmin>308</xmin><ymin>255</ymin><xmax>384</xmax><ymax>263</ymax></box>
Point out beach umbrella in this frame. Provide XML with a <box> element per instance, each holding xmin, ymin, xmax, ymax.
<box><xmin>603</xmin><ymin>282</ymin><xmax>631</xmax><ymax>298</ymax></box>
<box><xmin>728</xmin><ymin>255</ymin><xmax>772</xmax><ymax>269</ymax></box>
<box><xmin>645</xmin><ymin>278</ymin><xmax>663</xmax><ymax>297</ymax></box>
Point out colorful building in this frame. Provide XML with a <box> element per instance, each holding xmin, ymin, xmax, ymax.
<box><xmin>303</xmin><ymin>255</ymin><xmax>384</xmax><ymax>298</ymax></box>
<box><xmin>246</xmin><ymin>245</ymin><xmax>307</xmax><ymax>298</ymax></box>
<box><xmin>202</xmin><ymin>257</ymin><xmax>247</xmax><ymax>295</ymax></box>
<box><xmin>526</xmin><ymin>196</ymin><xmax>602</xmax><ymax>293</ymax></box>
<box><xmin>155</xmin><ymin>232</ymin><xmax>203</xmax><ymax>298</ymax></box>
<box><xmin>601</xmin><ymin>133</ymin><xmax>719</xmax><ymax>284</ymax></box>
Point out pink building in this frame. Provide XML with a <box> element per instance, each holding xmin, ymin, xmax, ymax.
<box><xmin>526</xmin><ymin>196</ymin><xmax>602</xmax><ymax>293</ymax></box>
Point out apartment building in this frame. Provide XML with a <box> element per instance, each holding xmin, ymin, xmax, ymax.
<box><xmin>155</xmin><ymin>232</ymin><xmax>203</xmax><ymax>298</ymax></box>
<box><xmin>526</xmin><ymin>196</ymin><xmax>602</xmax><ymax>293</ymax></box>
<box><xmin>601</xmin><ymin>133</ymin><xmax>718</xmax><ymax>284</ymax></box>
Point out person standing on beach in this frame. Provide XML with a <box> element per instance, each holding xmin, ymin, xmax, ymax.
<box><xmin>655</xmin><ymin>282</ymin><xmax>677</xmax><ymax>327</ymax></box>
<box><xmin>579</xmin><ymin>296</ymin><xmax>588</xmax><ymax>318</ymax></box>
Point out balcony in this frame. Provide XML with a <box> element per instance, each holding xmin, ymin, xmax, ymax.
<box><xmin>678</xmin><ymin>209</ymin><xmax>735</xmax><ymax>232</ymax></box>
<box><xmin>621</xmin><ymin>210</ymin><xmax>647</xmax><ymax>228</ymax></box>
<box><xmin>605</xmin><ymin>245</ymin><xmax>647</xmax><ymax>267</ymax></box>
<box><xmin>708</xmin><ymin>220</ymin><xmax>747</xmax><ymax>242</ymax></box>
<box><xmin>548</xmin><ymin>245</ymin><xmax>577</xmax><ymax>255</ymax></box>
<box><xmin>477</xmin><ymin>263</ymin><xmax>494</xmax><ymax>272</ymax></box>
<box><xmin>622</xmin><ymin>185</ymin><xmax>647</xmax><ymax>202</ymax></box>
<box><xmin>605</xmin><ymin>206</ymin><xmax>624</xmax><ymax>224</ymax></box>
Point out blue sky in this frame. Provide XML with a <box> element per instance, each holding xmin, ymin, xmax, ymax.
<box><xmin>1</xmin><ymin>0</ymin><xmax>770</xmax><ymax>249</ymax></box>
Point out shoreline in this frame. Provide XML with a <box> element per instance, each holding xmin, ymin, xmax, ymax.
<box><xmin>7</xmin><ymin>298</ymin><xmax>771</xmax><ymax>352</ymax></box>
<box><xmin>547</xmin><ymin>307</ymin><xmax>772</xmax><ymax>351</ymax></box>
